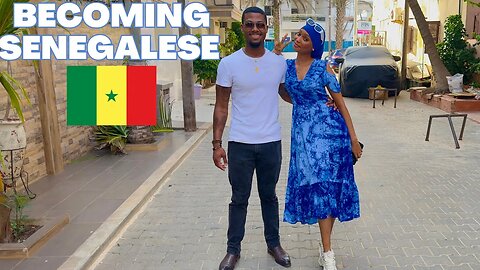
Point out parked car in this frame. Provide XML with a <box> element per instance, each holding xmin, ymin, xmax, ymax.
<box><xmin>325</xmin><ymin>48</ymin><xmax>346</xmax><ymax>73</ymax></box>
<box><xmin>336</xmin><ymin>46</ymin><xmax>401</xmax><ymax>99</ymax></box>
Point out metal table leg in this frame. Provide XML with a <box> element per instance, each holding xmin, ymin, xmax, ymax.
<box><xmin>459</xmin><ymin>114</ymin><xmax>468</xmax><ymax>140</ymax></box>
<box><xmin>425</xmin><ymin>114</ymin><xmax>468</xmax><ymax>149</ymax></box>
<box><xmin>425</xmin><ymin>115</ymin><xmax>433</xmax><ymax>141</ymax></box>
<box><xmin>394</xmin><ymin>89</ymin><xmax>398</xmax><ymax>108</ymax></box>
<box><xmin>447</xmin><ymin>116</ymin><xmax>461</xmax><ymax>149</ymax></box>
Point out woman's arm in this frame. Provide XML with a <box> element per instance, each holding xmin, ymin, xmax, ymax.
<box><xmin>326</xmin><ymin>84</ymin><xmax>363</xmax><ymax>160</ymax></box>
<box><xmin>278</xmin><ymin>83</ymin><xmax>292</xmax><ymax>104</ymax></box>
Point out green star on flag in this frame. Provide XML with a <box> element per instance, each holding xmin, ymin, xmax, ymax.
<box><xmin>106</xmin><ymin>90</ymin><xmax>118</xmax><ymax>101</ymax></box>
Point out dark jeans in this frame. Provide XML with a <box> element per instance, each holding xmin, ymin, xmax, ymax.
<box><xmin>226</xmin><ymin>141</ymin><xmax>282</xmax><ymax>255</ymax></box>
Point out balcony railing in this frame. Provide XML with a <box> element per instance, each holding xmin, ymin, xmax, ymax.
<box><xmin>205</xmin><ymin>0</ymin><xmax>242</xmax><ymax>21</ymax></box>
<box><xmin>205</xmin><ymin>0</ymin><xmax>241</xmax><ymax>8</ymax></box>
<box><xmin>283</xmin><ymin>14</ymin><xmax>326</xmax><ymax>22</ymax></box>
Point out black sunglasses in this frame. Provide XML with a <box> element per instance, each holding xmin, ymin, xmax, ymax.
<box><xmin>244</xmin><ymin>21</ymin><xmax>266</xmax><ymax>30</ymax></box>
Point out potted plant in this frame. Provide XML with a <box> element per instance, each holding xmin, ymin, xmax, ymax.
<box><xmin>95</xmin><ymin>125</ymin><xmax>129</xmax><ymax>154</ymax></box>
<box><xmin>0</xmin><ymin>0</ymin><xmax>31</xmax><ymax>242</ymax></box>
<box><xmin>0</xmin><ymin>0</ymin><xmax>30</xmax><ymax>180</ymax></box>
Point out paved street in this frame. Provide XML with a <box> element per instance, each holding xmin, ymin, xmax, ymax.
<box><xmin>93</xmin><ymin>91</ymin><xmax>480</xmax><ymax>270</ymax></box>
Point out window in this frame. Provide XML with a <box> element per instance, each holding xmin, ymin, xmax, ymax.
<box><xmin>220</xmin><ymin>22</ymin><xmax>228</xmax><ymax>28</ymax></box>
<box><xmin>264</xmin><ymin>6</ymin><xmax>272</xmax><ymax>16</ymax></box>
<box><xmin>291</xmin><ymin>8</ymin><xmax>299</xmax><ymax>14</ymax></box>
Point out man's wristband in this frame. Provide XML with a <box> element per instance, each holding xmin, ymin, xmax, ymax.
<box><xmin>212</xmin><ymin>139</ymin><xmax>222</xmax><ymax>151</ymax></box>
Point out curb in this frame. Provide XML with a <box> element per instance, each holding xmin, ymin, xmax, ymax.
<box><xmin>58</xmin><ymin>122</ymin><xmax>212</xmax><ymax>270</ymax></box>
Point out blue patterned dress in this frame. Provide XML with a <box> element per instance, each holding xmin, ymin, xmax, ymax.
<box><xmin>283</xmin><ymin>59</ymin><xmax>360</xmax><ymax>224</ymax></box>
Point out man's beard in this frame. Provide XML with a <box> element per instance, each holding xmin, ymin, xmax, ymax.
<box><xmin>248</xmin><ymin>41</ymin><xmax>262</xmax><ymax>48</ymax></box>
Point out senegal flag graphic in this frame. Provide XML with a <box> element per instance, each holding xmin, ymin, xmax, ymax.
<box><xmin>67</xmin><ymin>66</ymin><xmax>157</xmax><ymax>126</ymax></box>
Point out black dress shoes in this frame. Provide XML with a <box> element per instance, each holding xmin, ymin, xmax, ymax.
<box><xmin>219</xmin><ymin>253</ymin><xmax>240</xmax><ymax>270</ymax></box>
<box><xmin>267</xmin><ymin>245</ymin><xmax>291</xmax><ymax>267</ymax></box>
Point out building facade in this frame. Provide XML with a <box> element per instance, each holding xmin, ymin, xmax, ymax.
<box><xmin>371</xmin><ymin>0</ymin><xmax>470</xmax><ymax>80</ymax></box>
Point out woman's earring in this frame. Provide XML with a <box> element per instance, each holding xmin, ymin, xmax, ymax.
<box><xmin>312</xmin><ymin>48</ymin><xmax>315</xmax><ymax>51</ymax></box>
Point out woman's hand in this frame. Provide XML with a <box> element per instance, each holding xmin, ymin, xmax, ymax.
<box><xmin>325</xmin><ymin>96</ymin><xmax>338</xmax><ymax>110</ymax></box>
<box><xmin>273</xmin><ymin>34</ymin><xmax>292</xmax><ymax>55</ymax></box>
<box><xmin>351</xmin><ymin>140</ymin><xmax>363</xmax><ymax>160</ymax></box>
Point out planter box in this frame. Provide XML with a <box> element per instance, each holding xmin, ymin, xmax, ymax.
<box><xmin>410</xmin><ymin>89</ymin><xmax>480</xmax><ymax>112</ymax></box>
<box><xmin>0</xmin><ymin>215</ymin><xmax>69</xmax><ymax>259</ymax></box>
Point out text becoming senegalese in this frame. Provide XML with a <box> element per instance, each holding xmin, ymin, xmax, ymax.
<box><xmin>0</xmin><ymin>2</ymin><xmax>220</xmax><ymax>61</ymax></box>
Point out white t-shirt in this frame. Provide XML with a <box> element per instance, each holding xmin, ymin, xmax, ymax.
<box><xmin>216</xmin><ymin>49</ymin><xmax>287</xmax><ymax>144</ymax></box>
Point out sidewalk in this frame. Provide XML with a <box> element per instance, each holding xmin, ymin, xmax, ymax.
<box><xmin>0</xmin><ymin>99</ymin><xmax>214</xmax><ymax>270</ymax></box>
<box><xmin>89</xmin><ymin>91</ymin><xmax>480</xmax><ymax>270</ymax></box>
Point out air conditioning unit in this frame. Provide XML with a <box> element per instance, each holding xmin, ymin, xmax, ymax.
<box><xmin>391</xmin><ymin>7</ymin><xmax>403</xmax><ymax>22</ymax></box>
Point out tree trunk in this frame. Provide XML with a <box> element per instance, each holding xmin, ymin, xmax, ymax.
<box><xmin>272</xmin><ymin>0</ymin><xmax>281</xmax><ymax>42</ymax></box>
<box><xmin>0</xmin><ymin>195</ymin><xmax>12</xmax><ymax>243</ymax></box>
<box><xmin>334</xmin><ymin>0</ymin><xmax>347</xmax><ymax>49</ymax></box>
<box><xmin>178</xmin><ymin>0</ymin><xmax>197</xmax><ymax>132</ymax></box>
<box><xmin>407</xmin><ymin>0</ymin><xmax>450</xmax><ymax>93</ymax></box>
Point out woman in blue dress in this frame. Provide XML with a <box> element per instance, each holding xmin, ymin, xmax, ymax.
<box><xmin>273</xmin><ymin>19</ymin><xmax>362</xmax><ymax>270</ymax></box>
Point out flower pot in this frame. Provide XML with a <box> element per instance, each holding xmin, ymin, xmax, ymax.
<box><xmin>194</xmin><ymin>84</ymin><xmax>202</xmax><ymax>100</ymax></box>
<box><xmin>0</xmin><ymin>120</ymin><xmax>27</xmax><ymax>184</ymax></box>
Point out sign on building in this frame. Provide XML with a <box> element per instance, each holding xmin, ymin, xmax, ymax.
<box><xmin>357</xmin><ymin>21</ymin><xmax>372</xmax><ymax>35</ymax></box>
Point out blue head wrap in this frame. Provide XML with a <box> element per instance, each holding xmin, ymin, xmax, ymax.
<box><xmin>301</xmin><ymin>19</ymin><xmax>325</xmax><ymax>59</ymax></box>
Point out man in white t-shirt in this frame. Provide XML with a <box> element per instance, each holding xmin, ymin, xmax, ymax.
<box><xmin>212</xmin><ymin>7</ymin><xmax>291</xmax><ymax>270</ymax></box>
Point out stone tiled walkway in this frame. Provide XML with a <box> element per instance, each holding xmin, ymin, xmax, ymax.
<box><xmin>0</xmin><ymin>125</ymin><xmax>209</xmax><ymax>270</ymax></box>
<box><xmin>92</xmin><ymin>91</ymin><xmax>480</xmax><ymax>270</ymax></box>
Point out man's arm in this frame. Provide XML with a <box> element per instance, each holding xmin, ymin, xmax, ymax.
<box><xmin>278</xmin><ymin>83</ymin><xmax>292</xmax><ymax>104</ymax></box>
<box><xmin>213</xmin><ymin>84</ymin><xmax>231</xmax><ymax>171</ymax></box>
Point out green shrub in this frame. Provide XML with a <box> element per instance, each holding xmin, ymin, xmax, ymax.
<box><xmin>95</xmin><ymin>126</ymin><xmax>129</xmax><ymax>154</ymax></box>
<box><xmin>231</xmin><ymin>22</ymin><xmax>245</xmax><ymax>50</ymax></box>
<box><xmin>219</xmin><ymin>28</ymin><xmax>239</xmax><ymax>56</ymax></box>
<box><xmin>193</xmin><ymin>59</ymin><xmax>220</xmax><ymax>86</ymax></box>
<box><xmin>193</xmin><ymin>26</ymin><xmax>240</xmax><ymax>87</ymax></box>
<box><xmin>437</xmin><ymin>15</ymin><xmax>479</xmax><ymax>83</ymax></box>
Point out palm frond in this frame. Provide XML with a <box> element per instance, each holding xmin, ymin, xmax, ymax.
<box><xmin>0</xmin><ymin>0</ymin><xmax>29</xmax><ymax>37</ymax></box>
<box><xmin>152</xmin><ymin>94</ymin><xmax>174</xmax><ymax>133</ymax></box>
<box><xmin>0</xmin><ymin>0</ymin><xmax>32</xmax><ymax>122</ymax></box>
<box><xmin>95</xmin><ymin>126</ymin><xmax>129</xmax><ymax>154</ymax></box>
<box><xmin>0</xmin><ymin>71</ymin><xmax>28</xmax><ymax>122</ymax></box>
